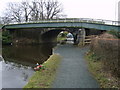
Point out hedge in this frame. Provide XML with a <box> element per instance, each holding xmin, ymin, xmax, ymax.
<box><xmin>90</xmin><ymin>38</ymin><xmax>120</xmax><ymax>77</ymax></box>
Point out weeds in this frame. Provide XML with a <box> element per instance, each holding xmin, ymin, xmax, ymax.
<box><xmin>85</xmin><ymin>50</ymin><xmax>119</xmax><ymax>89</ymax></box>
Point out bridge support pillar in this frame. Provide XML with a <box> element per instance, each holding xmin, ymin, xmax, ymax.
<box><xmin>72</xmin><ymin>28</ymin><xmax>84</xmax><ymax>45</ymax></box>
<box><xmin>77</xmin><ymin>28</ymin><xmax>86</xmax><ymax>46</ymax></box>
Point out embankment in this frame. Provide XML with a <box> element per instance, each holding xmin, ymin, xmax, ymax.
<box><xmin>86</xmin><ymin>33</ymin><xmax>120</xmax><ymax>88</ymax></box>
<box><xmin>24</xmin><ymin>54</ymin><xmax>61</xmax><ymax>88</ymax></box>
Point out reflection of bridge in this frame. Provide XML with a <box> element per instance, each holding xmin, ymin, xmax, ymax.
<box><xmin>2</xmin><ymin>18</ymin><xmax>120</xmax><ymax>45</ymax></box>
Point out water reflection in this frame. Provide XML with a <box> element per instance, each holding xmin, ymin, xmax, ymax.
<box><xmin>2</xmin><ymin>43</ymin><xmax>56</xmax><ymax>67</ymax></box>
<box><xmin>1</xmin><ymin>43</ymin><xmax>56</xmax><ymax>88</ymax></box>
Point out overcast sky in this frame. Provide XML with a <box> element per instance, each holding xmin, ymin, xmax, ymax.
<box><xmin>0</xmin><ymin>0</ymin><xmax>119</xmax><ymax>21</ymax></box>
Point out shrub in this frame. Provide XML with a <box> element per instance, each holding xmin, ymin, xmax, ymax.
<box><xmin>90</xmin><ymin>37</ymin><xmax>120</xmax><ymax>77</ymax></box>
<box><xmin>2</xmin><ymin>30</ymin><xmax>12</xmax><ymax>44</ymax></box>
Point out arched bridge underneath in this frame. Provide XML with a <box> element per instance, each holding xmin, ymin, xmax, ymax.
<box><xmin>2</xmin><ymin>18</ymin><xmax>120</xmax><ymax>45</ymax></box>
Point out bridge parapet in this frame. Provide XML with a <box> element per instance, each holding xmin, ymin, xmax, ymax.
<box><xmin>6</xmin><ymin>18</ymin><xmax>120</xmax><ymax>26</ymax></box>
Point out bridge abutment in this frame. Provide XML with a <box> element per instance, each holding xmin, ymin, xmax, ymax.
<box><xmin>4</xmin><ymin>27</ymin><xmax>106</xmax><ymax>45</ymax></box>
<box><xmin>8</xmin><ymin>29</ymin><xmax>46</xmax><ymax>45</ymax></box>
<box><xmin>72</xmin><ymin>28</ymin><xmax>86</xmax><ymax>46</ymax></box>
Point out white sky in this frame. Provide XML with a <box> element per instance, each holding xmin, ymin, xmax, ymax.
<box><xmin>0</xmin><ymin>0</ymin><xmax>119</xmax><ymax>21</ymax></box>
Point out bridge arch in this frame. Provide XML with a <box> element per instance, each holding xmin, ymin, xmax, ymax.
<box><xmin>40</xmin><ymin>28</ymin><xmax>87</xmax><ymax>44</ymax></box>
<box><xmin>40</xmin><ymin>28</ymin><xmax>80</xmax><ymax>44</ymax></box>
<box><xmin>41</xmin><ymin>29</ymin><xmax>64</xmax><ymax>43</ymax></box>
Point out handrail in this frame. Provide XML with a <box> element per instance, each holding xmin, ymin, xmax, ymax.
<box><xmin>6</xmin><ymin>18</ymin><xmax>120</xmax><ymax>26</ymax></box>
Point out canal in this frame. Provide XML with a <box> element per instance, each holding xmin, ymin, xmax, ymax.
<box><xmin>1</xmin><ymin>43</ymin><xmax>56</xmax><ymax>88</ymax></box>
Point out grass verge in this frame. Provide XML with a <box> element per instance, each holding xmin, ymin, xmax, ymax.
<box><xmin>85</xmin><ymin>51</ymin><xmax>119</xmax><ymax>88</ymax></box>
<box><xmin>24</xmin><ymin>54</ymin><xmax>61</xmax><ymax>88</ymax></box>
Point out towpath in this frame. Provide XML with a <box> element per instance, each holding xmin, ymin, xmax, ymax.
<box><xmin>52</xmin><ymin>44</ymin><xmax>99</xmax><ymax>88</ymax></box>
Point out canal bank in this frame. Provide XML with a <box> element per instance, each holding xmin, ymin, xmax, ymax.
<box><xmin>85</xmin><ymin>32</ymin><xmax>120</xmax><ymax>88</ymax></box>
<box><xmin>85</xmin><ymin>51</ymin><xmax>119</xmax><ymax>88</ymax></box>
<box><xmin>24</xmin><ymin>54</ymin><xmax>61</xmax><ymax>88</ymax></box>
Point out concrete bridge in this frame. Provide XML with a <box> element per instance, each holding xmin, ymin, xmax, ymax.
<box><xmin>2</xmin><ymin>18</ymin><xmax>120</xmax><ymax>45</ymax></box>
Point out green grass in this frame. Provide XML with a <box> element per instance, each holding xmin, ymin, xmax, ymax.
<box><xmin>85</xmin><ymin>51</ymin><xmax>119</xmax><ymax>88</ymax></box>
<box><xmin>24</xmin><ymin>54</ymin><xmax>61</xmax><ymax>88</ymax></box>
<box><xmin>57</xmin><ymin>37</ymin><xmax>66</xmax><ymax>41</ymax></box>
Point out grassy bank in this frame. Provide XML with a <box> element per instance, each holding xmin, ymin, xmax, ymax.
<box><xmin>24</xmin><ymin>54</ymin><xmax>61</xmax><ymax>88</ymax></box>
<box><xmin>85</xmin><ymin>51</ymin><xmax>119</xmax><ymax>88</ymax></box>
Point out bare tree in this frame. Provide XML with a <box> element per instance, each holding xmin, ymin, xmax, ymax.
<box><xmin>44</xmin><ymin>0</ymin><xmax>63</xmax><ymax>19</ymax></box>
<box><xmin>38</xmin><ymin>0</ymin><xmax>45</xmax><ymax>20</ymax></box>
<box><xmin>21</xmin><ymin>1</ymin><xmax>32</xmax><ymax>22</ymax></box>
<box><xmin>29</xmin><ymin>0</ymin><xmax>63</xmax><ymax>20</ymax></box>
<box><xmin>29</xmin><ymin>0</ymin><xmax>42</xmax><ymax>20</ymax></box>
<box><xmin>0</xmin><ymin>16</ymin><xmax>12</xmax><ymax>24</ymax></box>
<box><xmin>2</xmin><ymin>0</ymin><xmax>65</xmax><ymax>23</ymax></box>
<box><xmin>5</xmin><ymin>2</ymin><xmax>22</xmax><ymax>22</ymax></box>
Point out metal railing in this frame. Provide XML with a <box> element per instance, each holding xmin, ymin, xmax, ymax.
<box><xmin>8</xmin><ymin>18</ymin><xmax>120</xmax><ymax>26</ymax></box>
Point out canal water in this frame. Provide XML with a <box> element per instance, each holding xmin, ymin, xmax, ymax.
<box><xmin>1</xmin><ymin>43</ymin><xmax>56</xmax><ymax>88</ymax></box>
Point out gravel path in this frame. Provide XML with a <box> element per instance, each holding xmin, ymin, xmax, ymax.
<box><xmin>52</xmin><ymin>44</ymin><xmax>99</xmax><ymax>88</ymax></box>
